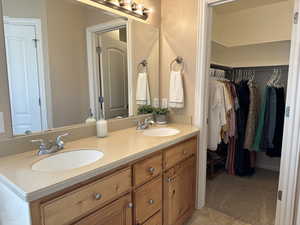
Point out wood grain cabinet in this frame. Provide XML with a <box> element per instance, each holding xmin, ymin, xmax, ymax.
<box><xmin>73</xmin><ymin>194</ymin><xmax>133</xmax><ymax>225</ymax></box>
<box><xmin>163</xmin><ymin>156</ymin><xmax>196</xmax><ymax>225</ymax></box>
<box><xmin>30</xmin><ymin>137</ymin><xmax>197</xmax><ymax>225</ymax></box>
<box><xmin>134</xmin><ymin>177</ymin><xmax>162</xmax><ymax>224</ymax></box>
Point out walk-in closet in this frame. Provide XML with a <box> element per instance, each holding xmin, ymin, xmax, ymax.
<box><xmin>205</xmin><ymin>1</ymin><xmax>294</xmax><ymax>225</ymax></box>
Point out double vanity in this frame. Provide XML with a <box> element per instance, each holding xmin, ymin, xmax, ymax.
<box><xmin>0</xmin><ymin>124</ymin><xmax>199</xmax><ymax>225</ymax></box>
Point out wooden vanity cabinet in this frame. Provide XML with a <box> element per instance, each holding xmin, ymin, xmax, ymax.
<box><xmin>30</xmin><ymin>137</ymin><xmax>197</xmax><ymax>225</ymax></box>
<box><xmin>73</xmin><ymin>194</ymin><xmax>132</xmax><ymax>225</ymax></box>
<box><xmin>163</xmin><ymin>156</ymin><xmax>196</xmax><ymax>225</ymax></box>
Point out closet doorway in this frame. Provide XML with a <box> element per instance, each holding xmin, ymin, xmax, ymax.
<box><xmin>194</xmin><ymin>0</ymin><xmax>300</xmax><ymax>225</ymax></box>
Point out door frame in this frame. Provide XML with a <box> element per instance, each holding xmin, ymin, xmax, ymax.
<box><xmin>86</xmin><ymin>18</ymin><xmax>133</xmax><ymax>119</ymax></box>
<box><xmin>3</xmin><ymin>17</ymin><xmax>49</xmax><ymax>133</ymax></box>
<box><xmin>194</xmin><ymin>0</ymin><xmax>300</xmax><ymax>225</ymax></box>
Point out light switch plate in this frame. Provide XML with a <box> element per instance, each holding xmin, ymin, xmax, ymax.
<box><xmin>0</xmin><ymin>112</ymin><xmax>5</xmax><ymax>134</ymax></box>
<box><xmin>153</xmin><ymin>98</ymin><xmax>159</xmax><ymax>108</ymax></box>
<box><xmin>162</xmin><ymin>98</ymin><xmax>168</xmax><ymax>109</ymax></box>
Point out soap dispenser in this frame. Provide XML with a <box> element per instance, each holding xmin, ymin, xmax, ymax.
<box><xmin>97</xmin><ymin>97</ymin><xmax>108</xmax><ymax>138</ymax></box>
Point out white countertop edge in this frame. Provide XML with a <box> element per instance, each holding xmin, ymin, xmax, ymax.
<box><xmin>2</xmin><ymin>130</ymin><xmax>199</xmax><ymax>202</ymax></box>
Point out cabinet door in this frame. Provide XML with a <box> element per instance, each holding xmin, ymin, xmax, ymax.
<box><xmin>164</xmin><ymin>157</ymin><xmax>196</xmax><ymax>225</ymax></box>
<box><xmin>73</xmin><ymin>194</ymin><xmax>132</xmax><ymax>225</ymax></box>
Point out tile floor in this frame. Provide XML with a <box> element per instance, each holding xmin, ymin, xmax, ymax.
<box><xmin>186</xmin><ymin>207</ymin><xmax>252</xmax><ymax>225</ymax></box>
<box><xmin>205</xmin><ymin>169</ymin><xmax>278</xmax><ymax>225</ymax></box>
<box><xmin>187</xmin><ymin>169</ymin><xmax>278</xmax><ymax>225</ymax></box>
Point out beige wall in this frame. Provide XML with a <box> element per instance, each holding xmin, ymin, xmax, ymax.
<box><xmin>47</xmin><ymin>0</ymin><xmax>91</xmax><ymax>127</ymax></box>
<box><xmin>2</xmin><ymin>0</ymin><xmax>44</xmax><ymax>18</ymax></box>
<box><xmin>212</xmin><ymin>1</ymin><xmax>294</xmax><ymax>47</ymax></box>
<box><xmin>160</xmin><ymin>0</ymin><xmax>198</xmax><ymax>117</ymax></box>
<box><xmin>131</xmin><ymin>21</ymin><xmax>160</xmax><ymax>113</ymax></box>
<box><xmin>211</xmin><ymin>40</ymin><xmax>291</xmax><ymax>67</ymax></box>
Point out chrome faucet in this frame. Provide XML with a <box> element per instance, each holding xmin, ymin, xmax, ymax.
<box><xmin>32</xmin><ymin>133</ymin><xmax>69</xmax><ymax>156</ymax></box>
<box><xmin>136</xmin><ymin>117</ymin><xmax>155</xmax><ymax>130</ymax></box>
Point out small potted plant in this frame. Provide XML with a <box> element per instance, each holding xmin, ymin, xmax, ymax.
<box><xmin>153</xmin><ymin>107</ymin><xmax>169</xmax><ymax>124</ymax></box>
<box><xmin>137</xmin><ymin>105</ymin><xmax>154</xmax><ymax>115</ymax></box>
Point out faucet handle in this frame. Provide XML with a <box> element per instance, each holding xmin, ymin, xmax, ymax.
<box><xmin>145</xmin><ymin>117</ymin><xmax>155</xmax><ymax>125</ymax></box>
<box><xmin>56</xmin><ymin>133</ymin><xmax>69</xmax><ymax>142</ymax></box>
<box><xmin>56</xmin><ymin>133</ymin><xmax>69</xmax><ymax>150</ymax></box>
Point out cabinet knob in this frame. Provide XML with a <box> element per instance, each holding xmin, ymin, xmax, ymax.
<box><xmin>128</xmin><ymin>202</ymin><xmax>134</xmax><ymax>208</ymax></box>
<box><xmin>167</xmin><ymin>177</ymin><xmax>175</xmax><ymax>183</ymax></box>
<box><xmin>95</xmin><ymin>193</ymin><xmax>102</xmax><ymax>200</ymax></box>
<box><xmin>148</xmin><ymin>199</ymin><xmax>155</xmax><ymax>205</ymax></box>
<box><xmin>183</xmin><ymin>150</ymin><xmax>187</xmax><ymax>155</ymax></box>
<box><xmin>148</xmin><ymin>167</ymin><xmax>155</xmax><ymax>174</ymax></box>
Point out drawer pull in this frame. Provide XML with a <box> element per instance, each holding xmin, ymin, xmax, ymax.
<box><xmin>128</xmin><ymin>202</ymin><xmax>134</xmax><ymax>208</ymax></box>
<box><xmin>183</xmin><ymin>150</ymin><xmax>187</xmax><ymax>155</ymax></box>
<box><xmin>94</xmin><ymin>193</ymin><xmax>102</xmax><ymax>200</ymax></box>
<box><xmin>148</xmin><ymin>167</ymin><xmax>155</xmax><ymax>174</ymax></box>
<box><xmin>167</xmin><ymin>177</ymin><xmax>175</xmax><ymax>183</ymax></box>
<box><xmin>148</xmin><ymin>199</ymin><xmax>155</xmax><ymax>205</ymax></box>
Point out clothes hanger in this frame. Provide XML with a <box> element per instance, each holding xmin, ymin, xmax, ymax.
<box><xmin>268</xmin><ymin>69</ymin><xmax>277</xmax><ymax>87</ymax></box>
<box><xmin>274</xmin><ymin>68</ymin><xmax>283</xmax><ymax>88</ymax></box>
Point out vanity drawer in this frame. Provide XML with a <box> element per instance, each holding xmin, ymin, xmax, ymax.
<box><xmin>164</xmin><ymin>138</ymin><xmax>197</xmax><ymax>169</ymax></box>
<box><xmin>143</xmin><ymin>211</ymin><xmax>162</xmax><ymax>225</ymax></box>
<box><xmin>134</xmin><ymin>177</ymin><xmax>162</xmax><ymax>224</ymax></box>
<box><xmin>41</xmin><ymin>167</ymin><xmax>132</xmax><ymax>225</ymax></box>
<box><xmin>133</xmin><ymin>154</ymin><xmax>162</xmax><ymax>186</ymax></box>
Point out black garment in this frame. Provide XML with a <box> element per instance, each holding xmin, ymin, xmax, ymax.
<box><xmin>260</xmin><ymin>87</ymin><xmax>277</xmax><ymax>150</ymax></box>
<box><xmin>267</xmin><ymin>88</ymin><xmax>285</xmax><ymax>157</ymax></box>
<box><xmin>234</xmin><ymin>81</ymin><xmax>252</xmax><ymax>176</ymax></box>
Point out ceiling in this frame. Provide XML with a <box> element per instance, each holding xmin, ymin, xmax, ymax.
<box><xmin>214</xmin><ymin>0</ymin><xmax>289</xmax><ymax>14</ymax></box>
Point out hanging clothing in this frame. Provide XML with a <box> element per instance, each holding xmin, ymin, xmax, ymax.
<box><xmin>208</xmin><ymin>66</ymin><xmax>286</xmax><ymax>178</ymax></box>
<box><xmin>244</xmin><ymin>82</ymin><xmax>260</xmax><ymax>149</ymax></box>
<box><xmin>207</xmin><ymin>79</ymin><xmax>227</xmax><ymax>151</ymax></box>
<box><xmin>260</xmin><ymin>87</ymin><xmax>277</xmax><ymax>150</ymax></box>
<box><xmin>252</xmin><ymin>88</ymin><xmax>267</xmax><ymax>152</ymax></box>
<box><xmin>234</xmin><ymin>81</ymin><xmax>252</xmax><ymax>176</ymax></box>
<box><xmin>266</xmin><ymin>87</ymin><xmax>285</xmax><ymax>157</ymax></box>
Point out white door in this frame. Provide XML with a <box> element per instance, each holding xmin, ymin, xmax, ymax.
<box><xmin>98</xmin><ymin>33</ymin><xmax>128</xmax><ymax>119</ymax></box>
<box><xmin>4</xmin><ymin>23</ymin><xmax>43</xmax><ymax>135</ymax></box>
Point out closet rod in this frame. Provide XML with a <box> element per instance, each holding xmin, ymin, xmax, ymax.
<box><xmin>234</xmin><ymin>65</ymin><xmax>289</xmax><ymax>72</ymax></box>
<box><xmin>210</xmin><ymin>64</ymin><xmax>233</xmax><ymax>71</ymax></box>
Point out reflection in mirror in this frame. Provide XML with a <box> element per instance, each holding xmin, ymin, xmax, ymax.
<box><xmin>1</xmin><ymin>0</ymin><xmax>159</xmax><ymax>136</ymax></box>
<box><xmin>90</xmin><ymin>25</ymin><xmax>129</xmax><ymax>120</ymax></box>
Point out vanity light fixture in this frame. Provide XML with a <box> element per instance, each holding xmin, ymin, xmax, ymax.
<box><xmin>76</xmin><ymin>0</ymin><xmax>150</xmax><ymax>22</ymax></box>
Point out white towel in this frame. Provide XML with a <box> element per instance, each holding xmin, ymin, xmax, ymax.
<box><xmin>136</xmin><ymin>72</ymin><xmax>151</xmax><ymax>105</ymax></box>
<box><xmin>169</xmin><ymin>71</ymin><xmax>184</xmax><ymax>108</ymax></box>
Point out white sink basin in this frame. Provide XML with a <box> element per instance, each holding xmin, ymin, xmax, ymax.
<box><xmin>143</xmin><ymin>128</ymin><xmax>180</xmax><ymax>137</ymax></box>
<box><xmin>32</xmin><ymin>150</ymin><xmax>104</xmax><ymax>172</ymax></box>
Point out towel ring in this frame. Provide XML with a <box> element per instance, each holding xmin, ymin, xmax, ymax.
<box><xmin>170</xmin><ymin>57</ymin><xmax>184</xmax><ymax>73</ymax></box>
<box><xmin>138</xmin><ymin>60</ymin><xmax>148</xmax><ymax>73</ymax></box>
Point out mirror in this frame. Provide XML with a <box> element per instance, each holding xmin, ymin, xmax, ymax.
<box><xmin>1</xmin><ymin>0</ymin><xmax>159</xmax><ymax>136</ymax></box>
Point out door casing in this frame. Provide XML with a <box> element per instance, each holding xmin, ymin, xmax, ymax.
<box><xmin>3</xmin><ymin>17</ymin><xmax>49</xmax><ymax>135</ymax></box>
<box><xmin>194</xmin><ymin>1</ymin><xmax>300</xmax><ymax>225</ymax></box>
<box><xmin>86</xmin><ymin>19</ymin><xmax>133</xmax><ymax>120</ymax></box>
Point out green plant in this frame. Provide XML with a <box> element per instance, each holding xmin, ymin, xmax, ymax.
<box><xmin>137</xmin><ymin>105</ymin><xmax>154</xmax><ymax>115</ymax></box>
<box><xmin>153</xmin><ymin>107</ymin><xmax>169</xmax><ymax>115</ymax></box>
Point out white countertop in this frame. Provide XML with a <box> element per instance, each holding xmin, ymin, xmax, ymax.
<box><xmin>0</xmin><ymin>124</ymin><xmax>199</xmax><ymax>202</ymax></box>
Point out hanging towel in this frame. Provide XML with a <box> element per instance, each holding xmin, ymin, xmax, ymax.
<box><xmin>169</xmin><ymin>71</ymin><xmax>184</xmax><ymax>108</ymax></box>
<box><xmin>136</xmin><ymin>72</ymin><xmax>151</xmax><ymax>105</ymax></box>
